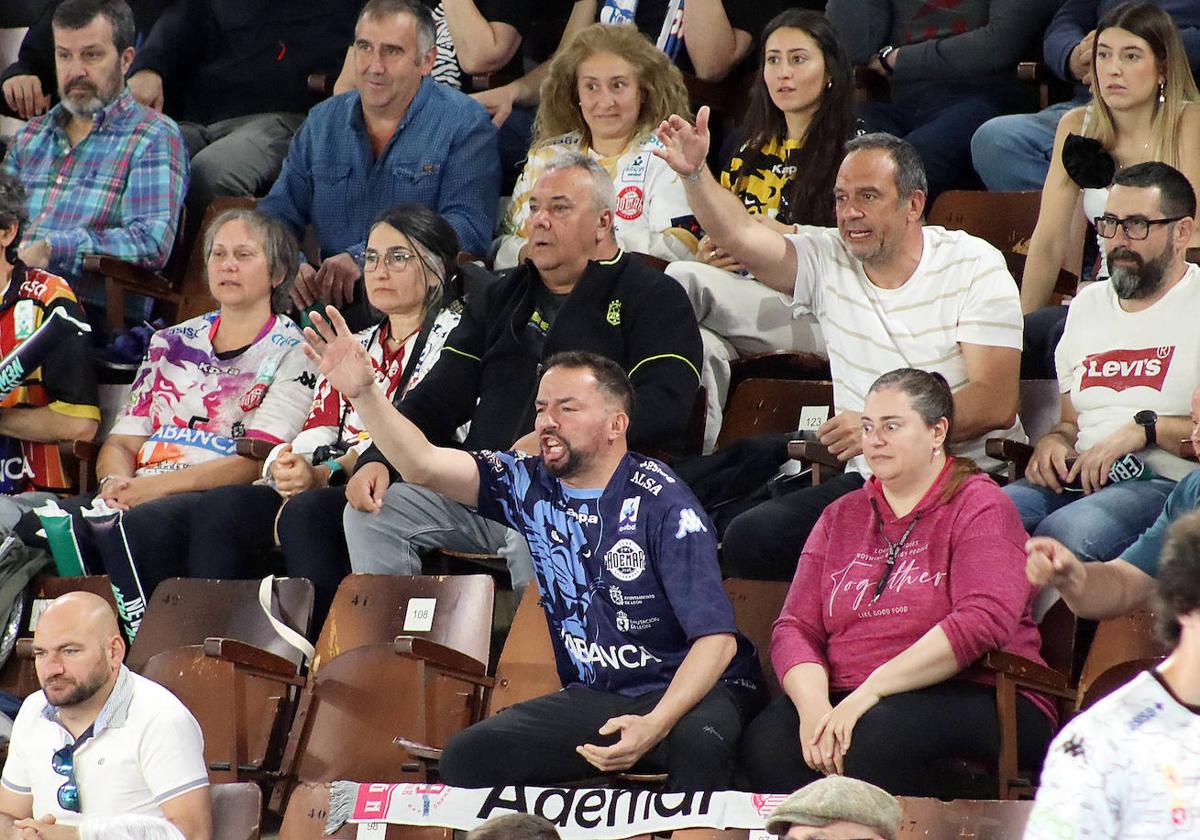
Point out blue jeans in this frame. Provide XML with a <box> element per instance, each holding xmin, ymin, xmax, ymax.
<box><xmin>1004</xmin><ymin>477</ymin><xmax>1174</xmax><ymax>562</ymax></box>
<box><xmin>971</xmin><ymin>99</ymin><xmax>1084</xmax><ymax>191</ymax></box>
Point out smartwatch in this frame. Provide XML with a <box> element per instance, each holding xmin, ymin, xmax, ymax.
<box><xmin>1134</xmin><ymin>410</ymin><xmax>1157</xmax><ymax>448</ymax></box>
<box><xmin>322</xmin><ymin>458</ymin><xmax>349</xmax><ymax>487</ymax></box>
<box><xmin>876</xmin><ymin>45</ymin><xmax>896</xmax><ymax>75</ymax></box>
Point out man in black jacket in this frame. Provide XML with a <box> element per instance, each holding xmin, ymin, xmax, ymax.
<box><xmin>336</xmin><ymin>150</ymin><xmax>703</xmax><ymax>589</ymax></box>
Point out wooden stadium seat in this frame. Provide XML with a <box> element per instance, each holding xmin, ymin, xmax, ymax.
<box><xmin>486</xmin><ymin>581</ymin><xmax>561</xmax><ymax>717</ymax></box>
<box><xmin>83</xmin><ymin>196</ymin><xmax>255</xmax><ymax>331</ymax></box>
<box><xmin>716</xmin><ymin>379</ymin><xmax>834</xmax><ymax>451</ymax></box>
<box><xmin>727</xmin><ymin>351</ymin><xmax>831</xmax><ymax>395</ymax></box>
<box><xmin>132</xmin><ymin>577</ymin><xmax>314</xmax><ymax>784</ymax></box>
<box><xmin>272</xmin><ymin>574</ymin><xmax>495</xmax><ymax>810</ymax></box>
<box><xmin>985</xmin><ymin>379</ymin><xmax>1062</xmax><ymax>484</ymax></box>
<box><xmin>1075</xmin><ymin>609</ymin><xmax>1166</xmax><ymax>712</ymax></box>
<box><xmin>721</xmin><ymin>579</ymin><xmax>789</xmax><ymax>697</ymax></box>
<box><xmin>212</xmin><ymin>782</ymin><xmax>262</xmax><ymax>840</ymax></box>
<box><xmin>895</xmin><ymin>797</ymin><xmax>1034</xmax><ymax>838</ymax></box>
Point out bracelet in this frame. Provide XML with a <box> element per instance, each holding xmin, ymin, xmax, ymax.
<box><xmin>682</xmin><ymin>165</ymin><xmax>704</xmax><ymax>184</ymax></box>
<box><xmin>97</xmin><ymin>474</ymin><xmax>120</xmax><ymax>490</ymax></box>
<box><xmin>322</xmin><ymin>458</ymin><xmax>348</xmax><ymax>487</ymax></box>
<box><xmin>877</xmin><ymin>45</ymin><xmax>896</xmax><ymax>76</ymax></box>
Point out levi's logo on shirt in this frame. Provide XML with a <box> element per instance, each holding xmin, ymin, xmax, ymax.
<box><xmin>1079</xmin><ymin>346</ymin><xmax>1174</xmax><ymax>392</ymax></box>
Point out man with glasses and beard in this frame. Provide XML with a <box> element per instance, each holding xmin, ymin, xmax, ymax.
<box><xmin>0</xmin><ymin>593</ymin><xmax>210</xmax><ymax>836</ymax></box>
<box><xmin>1004</xmin><ymin>161</ymin><xmax>1200</xmax><ymax>571</ymax></box>
<box><xmin>1</xmin><ymin>0</ymin><xmax>188</xmax><ymax>330</ymax></box>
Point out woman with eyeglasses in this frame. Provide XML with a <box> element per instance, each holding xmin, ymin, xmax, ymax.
<box><xmin>739</xmin><ymin>369</ymin><xmax>1054</xmax><ymax>797</ymax></box>
<box><xmin>188</xmin><ymin>204</ymin><xmax>464</xmax><ymax>628</ymax></box>
<box><xmin>1019</xmin><ymin>3</ymin><xmax>1200</xmax><ymax>376</ymax></box>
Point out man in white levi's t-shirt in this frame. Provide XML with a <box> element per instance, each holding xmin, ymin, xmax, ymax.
<box><xmin>653</xmin><ymin>109</ymin><xmax>1024</xmax><ymax>580</ymax></box>
<box><xmin>1006</xmin><ymin>162</ymin><xmax>1200</xmax><ymax>568</ymax></box>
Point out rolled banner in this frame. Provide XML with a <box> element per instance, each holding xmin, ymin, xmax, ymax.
<box><xmin>0</xmin><ymin>306</ymin><xmax>91</xmax><ymax>402</ymax></box>
<box><xmin>32</xmin><ymin>500</ymin><xmax>89</xmax><ymax>577</ymax></box>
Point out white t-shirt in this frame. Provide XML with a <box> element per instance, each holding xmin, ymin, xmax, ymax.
<box><xmin>1026</xmin><ymin>670</ymin><xmax>1200</xmax><ymax>839</ymax></box>
<box><xmin>785</xmin><ymin>225</ymin><xmax>1025</xmax><ymax>473</ymax></box>
<box><xmin>495</xmin><ymin>132</ymin><xmax>696</xmax><ymax>269</ymax></box>
<box><xmin>0</xmin><ymin>667</ymin><xmax>208</xmax><ymax>823</ymax></box>
<box><xmin>1055</xmin><ymin>265</ymin><xmax>1200</xmax><ymax>481</ymax></box>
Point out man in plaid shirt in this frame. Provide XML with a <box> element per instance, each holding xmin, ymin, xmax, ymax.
<box><xmin>1</xmin><ymin>0</ymin><xmax>188</xmax><ymax>322</ymax></box>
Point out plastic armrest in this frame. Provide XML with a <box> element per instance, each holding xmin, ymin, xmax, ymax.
<box><xmin>67</xmin><ymin>439</ymin><xmax>100</xmax><ymax>462</ymax></box>
<box><xmin>786</xmin><ymin>439</ymin><xmax>841</xmax><ymax>469</ymax></box>
<box><xmin>985</xmin><ymin>438</ymin><xmax>1033</xmax><ymax>461</ymax></box>
<box><xmin>203</xmin><ymin>637</ymin><xmax>303</xmax><ymax>683</ymax></box>
<box><xmin>394</xmin><ymin>736</ymin><xmax>443</xmax><ymax>762</ymax></box>
<box><xmin>235</xmin><ymin>438</ymin><xmax>276</xmax><ymax>461</ymax></box>
<box><xmin>977</xmin><ymin>651</ymin><xmax>1074</xmax><ymax>697</ymax></box>
<box><xmin>392</xmin><ymin>635</ymin><xmax>493</xmax><ymax>683</ymax></box>
<box><xmin>1017</xmin><ymin>61</ymin><xmax>1048</xmax><ymax>82</ymax></box>
<box><xmin>15</xmin><ymin>637</ymin><xmax>32</xmax><ymax>659</ymax></box>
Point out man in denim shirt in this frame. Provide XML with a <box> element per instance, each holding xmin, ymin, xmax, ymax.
<box><xmin>259</xmin><ymin>0</ymin><xmax>500</xmax><ymax>331</ymax></box>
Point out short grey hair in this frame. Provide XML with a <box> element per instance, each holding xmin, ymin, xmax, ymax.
<box><xmin>539</xmin><ymin>150</ymin><xmax>617</xmax><ymax>214</ymax></box>
<box><xmin>359</xmin><ymin>0</ymin><xmax>436</xmax><ymax>57</ymax></box>
<box><xmin>845</xmin><ymin>132</ymin><xmax>928</xmax><ymax>201</ymax></box>
<box><xmin>203</xmin><ymin>208</ymin><xmax>300</xmax><ymax>313</ymax></box>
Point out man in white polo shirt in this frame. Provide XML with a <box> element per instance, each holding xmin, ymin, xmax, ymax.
<box><xmin>655</xmin><ymin>108</ymin><xmax>1024</xmax><ymax>580</ymax></box>
<box><xmin>0</xmin><ymin>592</ymin><xmax>211</xmax><ymax>837</ymax></box>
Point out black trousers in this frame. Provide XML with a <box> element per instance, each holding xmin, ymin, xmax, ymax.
<box><xmin>720</xmin><ymin>472</ymin><xmax>864</xmax><ymax>581</ymax></box>
<box><xmin>739</xmin><ymin>682</ymin><xmax>1055</xmax><ymax>796</ymax></box>
<box><xmin>186</xmin><ymin>483</ymin><xmax>351</xmax><ymax>632</ymax></box>
<box><xmin>440</xmin><ymin>683</ymin><xmax>764</xmax><ymax>792</ymax></box>
<box><xmin>16</xmin><ymin>484</ymin><xmax>352</xmax><ymax>633</ymax></box>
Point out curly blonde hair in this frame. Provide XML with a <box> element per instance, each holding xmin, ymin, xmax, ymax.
<box><xmin>533</xmin><ymin>24</ymin><xmax>692</xmax><ymax>149</ymax></box>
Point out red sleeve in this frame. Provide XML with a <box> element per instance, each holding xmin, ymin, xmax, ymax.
<box><xmin>937</xmin><ymin>486</ymin><xmax>1034</xmax><ymax>667</ymax></box>
<box><xmin>770</xmin><ymin>512</ymin><xmax>832</xmax><ymax>680</ymax></box>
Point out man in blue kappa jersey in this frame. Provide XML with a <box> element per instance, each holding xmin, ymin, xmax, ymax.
<box><xmin>301</xmin><ymin>316</ymin><xmax>764</xmax><ymax>791</ymax></box>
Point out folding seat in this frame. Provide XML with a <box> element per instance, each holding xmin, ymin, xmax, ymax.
<box><xmin>211</xmin><ymin>782</ymin><xmax>262</xmax><ymax>840</ymax></box>
<box><xmin>270</xmin><ymin>574</ymin><xmax>495</xmax><ymax>810</ymax></box>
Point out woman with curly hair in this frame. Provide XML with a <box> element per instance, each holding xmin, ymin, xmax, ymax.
<box><xmin>494</xmin><ymin>23</ymin><xmax>696</xmax><ymax>268</ymax></box>
<box><xmin>666</xmin><ymin>9</ymin><xmax>858</xmax><ymax>451</ymax></box>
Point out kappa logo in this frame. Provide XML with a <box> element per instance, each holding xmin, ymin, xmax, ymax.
<box><xmin>675</xmin><ymin>508</ymin><xmax>708</xmax><ymax>539</ymax></box>
<box><xmin>615</xmin><ymin>185</ymin><xmax>644</xmax><ymax>220</ymax></box>
<box><xmin>605</xmin><ymin>538</ymin><xmax>646</xmax><ymax>582</ymax></box>
<box><xmin>618</xmin><ymin>497</ymin><xmax>640</xmax><ymax>532</ymax></box>
<box><xmin>1079</xmin><ymin>346</ymin><xmax>1174</xmax><ymax>393</ymax></box>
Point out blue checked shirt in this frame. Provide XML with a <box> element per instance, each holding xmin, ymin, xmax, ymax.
<box><xmin>258</xmin><ymin>76</ymin><xmax>500</xmax><ymax>260</ymax></box>
<box><xmin>1</xmin><ymin>88</ymin><xmax>189</xmax><ymax>306</ymax></box>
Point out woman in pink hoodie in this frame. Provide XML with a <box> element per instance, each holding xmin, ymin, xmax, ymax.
<box><xmin>740</xmin><ymin>368</ymin><xmax>1056</xmax><ymax>795</ymax></box>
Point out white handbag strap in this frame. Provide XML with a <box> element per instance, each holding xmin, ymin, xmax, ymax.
<box><xmin>258</xmin><ymin>575</ymin><xmax>316</xmax><ymax>662</ymax></box>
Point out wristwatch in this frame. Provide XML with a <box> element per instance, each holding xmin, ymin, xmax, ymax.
<box><xmin>876</xmin><ymin>45</ymin><xmax>897</xmax><ymax>75</ymax></box>
<box><xmin>1134</xmin><ymin>410</ymin><xmax>1157</xmax><ymax>448</ymax></box>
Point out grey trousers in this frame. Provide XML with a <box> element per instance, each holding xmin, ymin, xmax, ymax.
<box><xmin>343</xmin><ymin>482</ymin><xmax>535</xmax><ymax>591</ymax></box>
<box><xmin>665</xmin><ymin>260</ymin><xmax>826</xmax><ymax>453</ymax></box>
<box><xmin>180</xmin><ymin>112</ymin><xmax>306</xmax><ymax>210</ymax></box>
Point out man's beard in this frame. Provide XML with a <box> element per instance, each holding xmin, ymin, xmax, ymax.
<box><xmin>1109</xmin><ymin>245</ymin><xmax>1172</xmax><ymax>300</ymax></box>
<box><xmin>43</xmin><ymin>668</ymin><xmax>107</xmax><ymax>707</ymax></box>
<box><xmin>59</xmin><ymin>72</ymin><xmax>119</xmax><ymax>118</ymax></box>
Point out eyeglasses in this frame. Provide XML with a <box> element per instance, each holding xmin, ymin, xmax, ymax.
<box><xmin>363</xmin><ymin>247</ymin><xmax>420</xmax><ymax>273</ymax></box>
<box><xmin>51</xmin><ymin>742</ymin><xmax>80</xmax><ymax>812</ymax></box>
<box><xmin>1094</xmin><ymin>214</ymin><xmax>1186</xmax><ymax>240</ymax></box>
